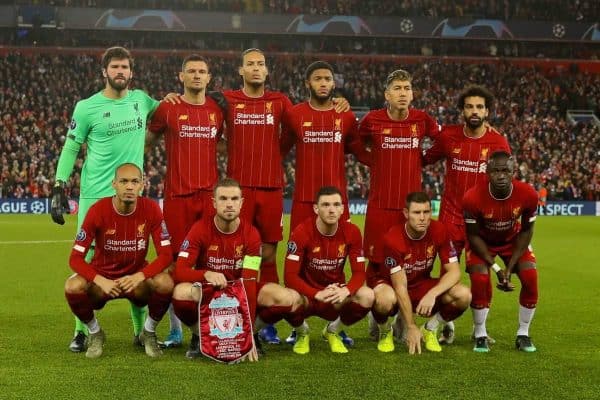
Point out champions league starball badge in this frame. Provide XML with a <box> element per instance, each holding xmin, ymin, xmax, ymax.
<box><xmin>208</xmin><ymin>293</ymin><xmax>244</xmax><ymax>339</ymax></box>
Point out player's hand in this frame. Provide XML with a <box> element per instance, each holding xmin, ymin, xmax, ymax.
<box><xmin>332</xmin><ymin>97</ymin><xmax>350</xmax><ymax>113</ymax></box>
<box><xmin>207</xmin><ymin>91</ymin><xmax>228</xmax><ymax>115</ymax></box>
<box><xmin>416</xmin><ymin>292</ymin><xmax>436</xmax><ymax>317</ymax></box>
<box><xmin>93</xmin><ymin>275</ymin><xmax>122</xmax><ymax>298</ymax></box>
<box><xmin>116</xmin><ymin>272</ymin><xmax>145</xmax><ymax>293</ymax></box>
<box><xmin>328</xmin><ymin>286</ymin><xmax>351</xmax><ymax>304</ymax></box>
<box><xmin>314</xmin><ymin>288</ymin><xmax>335</xmax><ymax>303</ymax></box>
<box><xmin>204</xmin><ymin>271</ymin><xmax>228</xmax><ymax>289</ymax></box>
<box><xmin>50</xmin><ymin>181</ymin><xmax>70</xmax><ymax>225</ymax></box>
<box><xmin>406</xmin><ymin>325</ymin><xmax>422</xmax><ymax>355</ymax></box>
<box><xmin>162</xmin><ymin>92</ymin><xmax>181</xmax><ymax>104</ymax></box>
<box><xmin>495</xmin><ymin>268</ymin><xmax>515</xmax><ymax>292</ymax></box>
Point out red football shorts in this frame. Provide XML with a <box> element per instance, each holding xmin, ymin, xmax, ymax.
<box><xmin>366</xmin><ymin>262</ymin><xmax>391</xmax><ymax>289</ymax></box>
<box><xmin>407</xmin><ymin>278</ymin><xmax>440</xmax><ymax>313</ymax></box>
<box><xmin>304</xmin><ymin>297</ymin><xmax>340</xmax><ymax>321</ymax></box>
<box><xmin>466</xmin><ymin>243</ymin><xmax>537</xmax><ymax>268</ymax></box>
<box><xmin>290</xmin><ymin>200</ymin><xmax>350</xmax><ymax>233</ymax></box>
<box><xmin>364</xmin><ymin>205</ymin><xmax>405</xmax><ymax>263</ymax></box>
<box><xmin>163</xmin><ymin>190</ymin><xmax>215</xmax><ymax>257</ymax></box>
<box><xmin>240</xmin><ymin>187</ymin><xmax>283</xmax><ymax>243</ymax></box>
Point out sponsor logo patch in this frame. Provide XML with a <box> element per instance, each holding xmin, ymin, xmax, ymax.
<box><xmin>287</xmin><ymin>241</ymin><xmax>297</xmax><ymax>254</ymax></box>
<box><xmin>76</xmin><ymin>229</ymin><xmax>86</xmax><ymax>242</ymax></box>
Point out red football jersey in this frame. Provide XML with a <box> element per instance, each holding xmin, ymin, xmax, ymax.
<box><xmin>284</xmin><ymin>218</ymin><xmax>366</xmax><ymax>298</ymax></box>
<box><xmin>148</xmin><ymin>98</ymin><xmax>224</xmax><ymax>198</ymax></box>
<box><xmin>281</xmin><ymin>102</ymin><xmax>361</xmax><ymax>202</ymax></box>
<box><xmin>69</xmin><ymin>197</ymin><xmax>173</xmax><ymax>281</ymax></box>
<box><xmin>359</xmin><ymin>108</ymin><xmax>440</xmax><ymax>209</ymax></box>
<box><xmin>423</xmin><ymin>125</ymin><xmax>511</xmax><ymax>225</ymax></box>
<box><xmin>223</xmin><ymin>89</ymin><xmax>293</xmax><ymax>188</ymax></box>
<box><xmin>173</xmin><ymin>217</ymin><xmax>262</xmax><ymax>283</ymax></box>
<box><xmin>382</xmin><ymin>220</ymin><xmax>458</xmax><ymax>287</ymax></box>
<box><xmin>463</xmin><ymin>179</ymin><xmax>538</xmax><ymax>246</ymax></box>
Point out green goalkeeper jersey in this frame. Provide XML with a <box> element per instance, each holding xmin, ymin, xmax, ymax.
<box><xmin>61</xmin><ymin>89</ymin><xmax>159</xmax><ymax>199</ymax></box>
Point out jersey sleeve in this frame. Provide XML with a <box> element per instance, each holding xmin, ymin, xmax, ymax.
<box><xmin>144</xmin><ymin>91</ymin><xmax>160</xmax><ymax>118</ymax></box>
<box><xmin>148</xmin><ymin>101</ymin><xmax>168</xmax><ymax>134</ymax></box>
<box><xmin>142</xmin><ymin>203</ymin><xmax>174</xmax><ymax>278</ymax></box>
<box><xmin>382</xmin><ymin>230</ymin><xmax>406</xmax><ymax>276</ymax></box>
<box><xmin>68</xmin><ymin>206</ymin><xmax>99</xmax><ymax>281</ymax></box>
<box><xmin>422</xmin><ymin>129</ymin><xmax>446</xmax><ymax>165</ymax></box>
<box><xmin>462</xmin><ymin>190</ymin><xmax>480</xmax><ymax>225</ymax></box>
<box><xmin>284</xmin><ymin>228</ymin><xmax>319</xmax><ymax>298</ymax></box>
<box><xmin>279</xmin><ymin>107</ymin><xmax>297</xmax><ymax>157</ymax></box>
<box><xmin>173</xmin><ymin>222</ymin><xmax>206</xmax><ymax>283</ymax></box>
<box><xmin>344</xmin><ymin>115</ymin><xmax>371</xmax><ymax>166</ymax></box>
<box><xmin>435</xmin><ymin>224</ymin><xmax>459</xmax><ymax>266</ymax></box>
<box><xmin>67</xmin><ymin>100</ymin><xmax>92</xmax><ymax>144</ymax></box>
<box><xmin>345</xmin><ymin>224</ymin><xmax>367</xmax><ymax>295</ymax></box>
<box><xmin>357</xmin><ymin>113</ymin><xmax>373</xmax><ymax>147</ymax></box>
<box><xmin>521</xmin><ymin>186</ymin><xmax>539</xmax><ymax>227</ymax></box>
<box><xmin>425</xmin><ymin>112</ymin><xmax>441</xmax><ymax>140</ymax></box>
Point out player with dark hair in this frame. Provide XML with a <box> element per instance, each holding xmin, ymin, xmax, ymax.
<box><xmin>463</xmin><ymin>151</ymin><xmax>539</xmax><ymax>353</ymax></box>
<box><xmin>359</xmin><ymin>69</ymin><xmax>441</xmax><ymax>341</ymax></box>
<box><xmin>423</xmin><ymin>84</ymin><xmax>511</xmax><ymax>344</ymax></box>
<box><xmin>52</xmin><ymin>46</ymin><xmax>160</xmax><ymax>352</ymax></box>
<box><xmin>64</xmin><ymin>163</ymin><xmax>174</xmax><ymax>358</ymax></box>
<box><xmin>148</xmin><ymin>54</ymin><xmax>225</xmax><ymax>347</ymax></box>
<box><xmin>372</xmin><ymin>192</ymin><xmax>470</xmax><ymax>354</ymax></box>
<box><xmin>221</xmin><ymin>49</ymin><xmax>350</xmax><ymax>345</ymax></box>
<box><xmin>281</xmin><ymin>186</ymin><xmax>373</xmax><ymax>354</ymax></box>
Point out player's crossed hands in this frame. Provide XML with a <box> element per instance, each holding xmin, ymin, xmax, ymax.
<box><xmin>93</xmin><ymin>275</ymin><xmax>122</xmax><ymax>298</ymax></box>
<box><xmin>116</xmin><ymin>272</ymin><xmax>145</xmax><ymax>293</ymax></box>
<box><xmin>495</xmin><ymin>268</ymin><xmax>515</xmax><ymax>292</ymax></box>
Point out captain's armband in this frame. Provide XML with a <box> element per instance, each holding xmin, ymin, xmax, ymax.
<box><xmin>242</xmin><ymin>255</ymin><xmax>261</xmax><ymax>271</ymax></box>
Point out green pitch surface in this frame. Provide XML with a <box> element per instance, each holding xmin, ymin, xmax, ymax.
<box><xmin>1</xmin><ymin>215</ymin><xmax>599</xmax><ymax>399</ymax></box>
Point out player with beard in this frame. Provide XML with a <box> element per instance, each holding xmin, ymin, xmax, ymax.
<box><xmin>281</xmin><ymin>61</ymin><xmax>367</xmax><ymax>231</ymax></box>
<box><xmin>148</xmin><ymin>54</ymin><xmax>225</xmax><ymax>348</ymax></box>
<box><xmin>222</xmin><ymin>50</ymin><xmax>350</xmax><ymax>345</ymax></box>
<box><xmin>279</xmin><ymin>61</ymin><xmax>367</xmax><ymax>345</ymax></box>
<box><xmin>359</xmin><ymin>69</ymin><xmax>441</xmax><ymax>343</ymax></box>
<box><xmin>52</xmin><ymin>47</ymin><xmax>160</xmax><ymax>352</ymax></box>
<box><xmin>422</xmin><ymin>85</ymin><xmax>510</xmax><ymax>344</ymax></box>
<box><xmin>463</xmin><ymin>151</ymin><xmax>539</xmax><ymax>353</ymax></box>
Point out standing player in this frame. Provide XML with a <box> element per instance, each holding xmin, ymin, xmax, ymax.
<box><xmin>148</xmin><ymin>54</ymin><xmax>225</xmax><ymax>347</ymax></box>
<box><xmin>64</xmin><ymin>163</ymin><xmax>173</xmax><ymax>358</ymax></box>
<box><xmin>222</xmin><ymin>49</ymin><xmax>349</xmax><ymax>344</ymax></box>
<box><xmin>359</xmin><ymin>69</ymin><xmax>440</xmax><ymax>339</ymax></box>
<box><xmin>282</xmin><ymin>186</ymin><xmax>374</xmax><ymax>354</ymax></box>
<box><xmin>463</xmin><ymin>151</ymin><xmax>539</xmax><ymax>353</ymax></box>
<box><xmin>373</xmin><ymin>192</ymin><xmax>471</xmax><ymax>354</ymax></box>
<box><xmin>51</xmin><ymin>47</ymin><xmax>160</xmax><ymax>352</ymax></box>
<box><xmin>422</xmin><ymin>85</ymin><xmax>510</xmax><ymax>344</ymax></box>
<box><xmin>171</xmin><ymin>178</ymin><xmax>303</xmax><ymax>361</ymax></box>
<box><xmin>281</xmin><ymin>60</ymin><xmax>368</xmax><ymax>231</ymax></box>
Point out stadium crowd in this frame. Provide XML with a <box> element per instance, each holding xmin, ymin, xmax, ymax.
<box><xmin>1</xmin><ymin>52</ymin><xmax>599</xmax><ymax>201</ymax></box>
<box><xmin>6</xmin><ymin>0</ymin><xmax>599</xmax><ymax>22</ymax></box>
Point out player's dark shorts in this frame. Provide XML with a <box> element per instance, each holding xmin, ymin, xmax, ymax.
<box><xmin>364</xmin><ymin>205</ymin><xmax>405</xmax><ymax>263</ymax></box>
<box><xmin>290</xmin><ymin>200</ymin><xmax>350</xmax><ymax>233</ymax></box>
<box><xmin>240</xmin><ymin>187</ymin><xmax>283</xmax><ymax>243</ymax></box>
<box><xmin>95</xmin><ymin>290</ymin><xmax>148</xmax><ymax>310</ymax></box>
<box><xmin>163</xmin><ymin>190</ymin><xmax>215</xmax><ymax>256</ymax></box>
<box><xmin>466</xmin><ymin>243</ymin><xmax>537</xmax><ymax>268</ymax></box>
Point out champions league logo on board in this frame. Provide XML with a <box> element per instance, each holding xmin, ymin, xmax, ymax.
<box><xmin>208</xmin><ymin>294</ymin><xmax>244</xmax><ymax>339</ymax></box>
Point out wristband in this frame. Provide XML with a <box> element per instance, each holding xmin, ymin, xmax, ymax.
<box><xmin>491</xmin><ymin>263</ymin><xmax>501</xmax><ymax>273</ymax></box>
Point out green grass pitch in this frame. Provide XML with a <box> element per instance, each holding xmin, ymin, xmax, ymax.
<box><xmin>0</xmin><ymin>214</ymin><xmax>599</xmax><ymax>399</ymax></box>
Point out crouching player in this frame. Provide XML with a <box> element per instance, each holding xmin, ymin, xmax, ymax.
<box><xmin>64</xmin><ymin>163</ymin><xmax>174</xmax><ymax>359</ymax></box>
<box><xmin>370</xmin><ymin>192</ymin><xmax>471</xmax><ymax>354</ymax></box>
<box><xmin>171</xmin><ymin>178</ymin><xmax>301</xmax><ymax>361</ymax></box>
<box><xmin>463</xmin><ymin>151</ymin><xmax>539</xmax><ymax>353</ymax></box>
<box><xmin>279</xmin><ymin>186</ymin><xmax>373</xmax><ymax>354</ymax></box>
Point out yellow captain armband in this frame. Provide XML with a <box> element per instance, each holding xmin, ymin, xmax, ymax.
<box><xmin>242</xmin><ymin>255</ymin><xmax>261</xmax><ymax>271</ymax></box>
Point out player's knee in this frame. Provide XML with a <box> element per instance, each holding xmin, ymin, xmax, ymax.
<box><xmin>64</xmin><ymin>274</ymin><xmax>88</xmax><ymax>294</ymax></box>
<box><xmin>373</xmin><ymin>284</ymin><xmax>395</xmax><ymax>311</ymax></box>
<box><xmin>450</xmin><ymin>284</ymin><xmax>472</xmax><ymax>308</ymax></box>
<box><xmin>173</xmin><ymin>283</ymin><xmax>195</xmax><ymax>301</ymax></box>
<box><xmin>354</xmin><ymin>286</ymin><xmax>375</xmax><ymax>308</ymax></box>
<box><xmin>151</xmin><ymin>272</ymin><xmax>174</xmax><ymax>295</ymax></box>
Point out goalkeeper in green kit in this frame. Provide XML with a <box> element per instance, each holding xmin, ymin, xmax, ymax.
<box><xmin>52</xmin><ymin>47</ymin><xmax>160</xmax><ymax>352</ymax></box>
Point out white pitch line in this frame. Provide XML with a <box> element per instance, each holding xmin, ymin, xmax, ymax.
<box><xmin>0</xmin><ymin>239</ymin><xmax>72</xmax><ymax>245</ymax></box>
